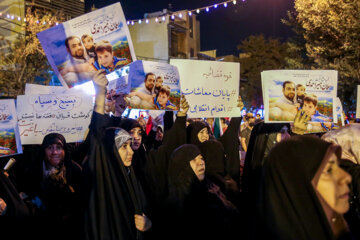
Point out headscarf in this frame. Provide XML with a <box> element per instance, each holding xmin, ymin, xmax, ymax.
<box><xmin>84</xmin><ymin>126</ymin><xmax>145</xmax><ymax>240</ymax></box>
<box><xmin>321</xmin><ymin>123</ymin><xmax>360</xmax><ymax>164</ymax></box>
<box><xmin>114</xmin><ymin>128</ymin><xmax>132</xmax><ymax>150</ymax></box>
<box><xmin>198</xmin><ymin>139</ymin><xmax>226</xmax><ymax>179</ymax></box>
<box><xmin>255</xmin><ymin>135</ymin><xmax>340</xmax><ymax>240</ymax></box>
<box><xmin>186</xmin><ymin>121</ymin><xmax>210</xmax><ymax>146</ymax></box>
<box><xmin>119</xmin><ymin>118</ymin><xmax>142</xmax><ymax>133</ymax></box>
<box><xmin>168</xmin><ymin>144</ymin><xmax>202</xmax><ymax>206</ymax></box>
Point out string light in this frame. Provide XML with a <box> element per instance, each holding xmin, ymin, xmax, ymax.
<box><xmin>188</xmin><ymin>11</ymin><xmax>192</xmax><ymax>16</ymax></box>
<box><xmin>179</xmin><ymin>13</ymin><xmax>183</xmax><ymax>18</ymax></box>
<box><xmin>155</xmin><ymin>17</ymin><xmax>158</xmax><ymax>22</ymax></box>
<box><xmin>233</xmin><ymin>0</ymin><xmax>237</xmax><ymax>4</ymax></box>
<box><xmin>162</xmin><ymin>16</ymin><xmax>166</xmax><ymax>21</ymax></box>
<box><xmin>171</xmin><ymin>15</ymin><xmax>175</xmax><ymax>20</ymax></box>
<box><xmin>206</xmin><ymin>7</ymin><xmax>209</xmax><ymax>12</ymax></box>
<box><xmin>138</xmin><ymin>19</ymin><xmax>142</xmax><ymax>24</ymax></box>
<box><xmin>196</xmin><ymin>9</ymin><xmax>200</xmax><ymax>14</ymax></box>
<box><xmin>214</xmin><ymin>4</ymin><xmax>218</xmax><ymax>8</ymax></box>
<box><xmin>224</xmin><ymin>2</ymin><xmax>228</xmax><ymax>7</ymax></box>
<box><xmin>145</xmin><ymin>19</ymin><xmax>149</xmax><ymax>24</ymax></box>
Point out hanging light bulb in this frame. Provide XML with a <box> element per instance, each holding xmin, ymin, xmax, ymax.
<box><xmin>145</xmin><ymin>19</ymin><xmax>149</xmax><ymax>24</ymax></box>
<box><xmin>6</xmin><ymin>14</ymin><xmax>10</xmax><ymax>18</ymax></box>
<box><xmin>127</xmin><ymin>20</ymin><xmax>130</xmax><ymax>25</ymax></box>
<box><xmin>171</xmin><ymin>15</ymin><xmax>175</xmax><ymax>20</ymax></box>
<box><xmin>214</xmin><ymin>4</ymin><xmax>218</xmax><ymax>8</ymax></box>
<box><xmin>233</xmin><ymin>0</ymin><xmax>237</xmax><ymax>4</ymax></box>
<box><xmin>138</xmin><ymin>19</ymin><xmax>142</xmax><ymax>24</ymax></box>
<box><xmin>188</xmin><ymin>11</ymin><xmax>192</xmax><ymax>16</ymax></box>
<box><xmin>11</xmin><ymin>15</ymin><xmax>14</xmax><ymax>19</ymax></box>
<box><xmin>155</xmin><ymin>17</ymin><xmax>158</xmax><ymax>22</ymax></box>
<box><xmin>131</xmin><ymin>21</ymin><xmax>134</xmax><ymax>25</ymax></box>
<box><xmin>206</xmin><ymin>7</ymin><xmax>209</xmax><ymax>12</ymax></box>
<box><xmin>162</xmin><ymin>16</ymin><xmax>166</xmax><ymax>21</ymax></box>
<box><xmin>196</xmin><ymin>9</ymin><xmax>200</xmax><ymax>14</ymax></box>
<box><xmin>17</xmin><ymin>16</ymin><xmax>21</xmax><ymax>21</ymax></box>
<box><xmin>179</xmin><ymin>13</ymin><xmax>182</xmax><ymax>18</ymax></box>
<box><xmin>224</xmin><ymin>2</ymin><xmax>228</xmax><ymax>7</ymax></box>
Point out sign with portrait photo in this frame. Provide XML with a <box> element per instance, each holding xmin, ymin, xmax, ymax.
<box><xmin>37</xmin><ymin>2</ymin><xmax>136</xmax><ymax>89</ymax></box>
<box><xmin>0</xmin><ymin>99</ymin><xmax>22</xmax><ymax>157</ymax></box>
<box><xmin>170</xmin><ymin>59</ymin><xmax>240</xmax><ymax>118</ymax></box>
<box><xmin>125</xmin><ymin>60</ymin><xmax>181</xmax><ymax>111</ymax></box>
<box><xmin>262</xmin><ymin>70</ymin><xmax>338</xmax><ymax>132</ymax></box>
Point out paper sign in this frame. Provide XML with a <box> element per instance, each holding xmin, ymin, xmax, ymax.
<box><xmin>37</xmin><ymin>2</ymin><xmax>136</xmax><ymax>88</ymax></box>
<box><xmin>0</xmin><ymin>99</ymin><xmax>22</xmax><ymax>157</ymax></box>
<box><xmin>25</xmin><ymin>83</ymin><xmax>67</xmax><ymax>95</ymax></box>
<box><xmin>17</xmin><ymin>92</ymin><xmax>93</xmax><ymax>144</ymax></box>
<box><xmin>170</xmin><ymin>59</ymin><xmax>240</xmax><ymax>118</ymax></box>
<box><xmin>262</xmin><ymin>70</ymin><xmax>337</xmax><ymax>126</ymax></box>
<box><xmin>125</xmin><ymin>60</ymin><xmax>181</xmax><ymax>111</ymax></box>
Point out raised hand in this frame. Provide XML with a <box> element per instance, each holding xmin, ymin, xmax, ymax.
<box><xmin>292</xmin><ymin>109</ymin><xmax>311</xmax><ymax>135</ymax></box>
<box><xmin>177</xmin><ymin>94</ymin><xmax>189</xmax><ymax>117</ymax></box>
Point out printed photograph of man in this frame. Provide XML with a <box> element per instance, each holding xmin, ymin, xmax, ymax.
<box><xmin>138</xmin><ymin>73</ymin><xmax>156</xmax><ymax>95</ymax></box>
<box><xmin>269</xmin><ymin>81</ymin><xmax>298</xmax><ymax>121</ymax></box>
<box><xmin>61</xmin><ymin>36</ymin><xmax>95</xmax><ymax>87</ymax></box>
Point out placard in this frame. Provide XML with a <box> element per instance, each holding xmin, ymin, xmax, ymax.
<box><xmin>125</xmin><ymin>60</ymin><xmax>181</xmax><ymax>111</ymax></box>
<box><xmin>0</xmin><ymin>99</ymin><xmax>22</xmax><ymax>157</ymax></box>
<box><xmin>17</xmin><ymin>92</ymin><xmax>93</xmax><ymax>144</ymax></box>
<box><xmin>170</xmin><ymin>59</ymin><xmax>240</xmax><ymax>118</ymax></box>
<box><xmin>262</xmin><ymin>70</ymin><xmax>337</xmax><ymax>125</ymax></box>
<box><xmin>37</xmin><ymin>2</ymin><xmax>136</xmax><ymax>88</ymax></box>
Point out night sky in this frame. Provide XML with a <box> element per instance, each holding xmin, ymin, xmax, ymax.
<box><xmin>86</xmin><ymin>0</ymin><xmax>295</xmax><ymax>56</ymax></box>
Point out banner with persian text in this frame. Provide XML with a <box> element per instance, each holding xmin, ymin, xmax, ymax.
<box><xmin>170</xmin><ymin>59</ymin><xmax>240</xmax><ymax>118</ymax></box>
<box><xmin>17</xmin><ymin>91</ymin><xmax>93</xmax><ymax>144</ymax></box>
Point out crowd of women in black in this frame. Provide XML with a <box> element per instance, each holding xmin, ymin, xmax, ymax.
<box><xmin>1</xmin><ymin>69</ymin><xmax>360</xmax><ymax>240</ymax></box>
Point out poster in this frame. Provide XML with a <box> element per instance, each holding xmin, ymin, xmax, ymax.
<box><xmin>170</xmin><ymin>59</ymin><xmax>240</xmax><ymax>118</ymax></box>
<box><xmin>37</xmin><ymin>2</ymin><xmax>136</xmax><ymax>89</ymax></box>
<box><xmin>262</xmin><ymin>70</ymin><xmax>337</xmax><ymax>129</ymax></box>
<box><xmin>17</xmin><ymin>91</ymin><xmax>93</xmax><ymax>144</ymax></box>
<box><xmin>357</xmin><ymin>85</ymin><xmax>360</xmax><ymax>119</ymax></box>
<box><xmin>125</xmin><ymin>60</ymin><xmax>181</xmax><ymax>111</ymax></box>
<box><xmin>0</xmin><ymin>99</ymin><xmax>22</xmax><ymax>157</ymax></box>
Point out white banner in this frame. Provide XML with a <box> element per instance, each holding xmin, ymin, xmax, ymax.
<box><xmin>17</xmin><ymin>92</ymin><xmax>93</xmax><ymax>144</ymax></box>
<box><xmin>170</xmin><ymin>59</ymin><xmax>240</xmax><ymax>118</ymax></box>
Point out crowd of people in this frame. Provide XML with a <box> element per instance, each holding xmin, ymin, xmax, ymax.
<box><xmin>1</xmin><ymin>69</ymin><xmax>360</xmax><ymax>240</ymax></box>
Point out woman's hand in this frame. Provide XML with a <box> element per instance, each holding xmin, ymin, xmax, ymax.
<box><xmin>177</xmin><ymin>94</ymin><xmax>189</xmax><ymax>117</ymax></box>
<box><xmin>134</xmin><ymin>213</ymin><xmax>152</xmax><ymax>232</ymax></box>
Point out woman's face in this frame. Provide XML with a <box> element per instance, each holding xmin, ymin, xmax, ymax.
<box><xmin>118</xmin><ymin>140</ymin><xmax>134</xmax><ymax>167</ymax></box>
<box><xmin>189</xmin><ymin>154</ymin><xmax>205</xmax><ymax>181</ymax></box>
<box><xmin>45</xmin><ymin>143</ymin><xmax>65</xmax><ymax>167</ymax></box>
<box><xmin>197</xmin><ymin>127</ymin><xmax>209</xmax><ymax>143</ymax></box>
<box><xmin>315</xmin><ymin>152</ymin><xmax>352</xmax><ymax>214</ymax></box>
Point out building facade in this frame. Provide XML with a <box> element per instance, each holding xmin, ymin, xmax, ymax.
<box><xmin>129</xmin><ymin>9</ymin><xmax>200</xmax><ymax>63</ymax></box>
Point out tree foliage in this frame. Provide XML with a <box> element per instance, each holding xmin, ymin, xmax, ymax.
<box><xmin>283</xmin><ymin>0</ymin><xmax>360</xmax><ymax>112</ymax></box>
<box><xmin>237</xmin><ymin>35</ymin><xmax>288</xmax><ymax>109</ymax></box>
<box><xmin>0</xmin><ymin>7</ymin><xmax>64</xmax><ymax>97</ymax></box>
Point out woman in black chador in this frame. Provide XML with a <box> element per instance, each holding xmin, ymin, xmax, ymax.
<box><xmin>166</xmin><ymin>144</ymin><xmax>241</xmax><ymax>240</ymax></box>
<box><xmin>254</xmin><ymin>135</ymin><xmax>354</xmax><ymax>240</ymax></box>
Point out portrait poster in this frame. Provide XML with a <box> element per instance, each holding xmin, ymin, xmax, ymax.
<box><xmin>37</xmin><ymin>2</ymin><xmax>136</xmax><ymax>89</ymax></box>
<box><xmin>357</xmin><ymin>85</ymin><xmax>360</xmax><ymax>119</ymax></box>
<box><xmin>262</xmin><ymin>70</ymin><xmax>337</xmax><ymax>129</ymax></box>
<box><xmin>170</xmin><ymin>59</ymin><xmax>240</xmax><ymax>118</ymax></box>
<box><xmin>126</xmin><ymin>60</ymin><xmax>181</xmax><ymax>111</ymax></box>
<box><xmin>16</xmin><ymin>91</ymin><xmax>93</xmax><ymax>144</ymax></box>
<box><xmin>0</xmin><ymin>99</ymin><xmax>22</xmax><ymax>157</ymax></box>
